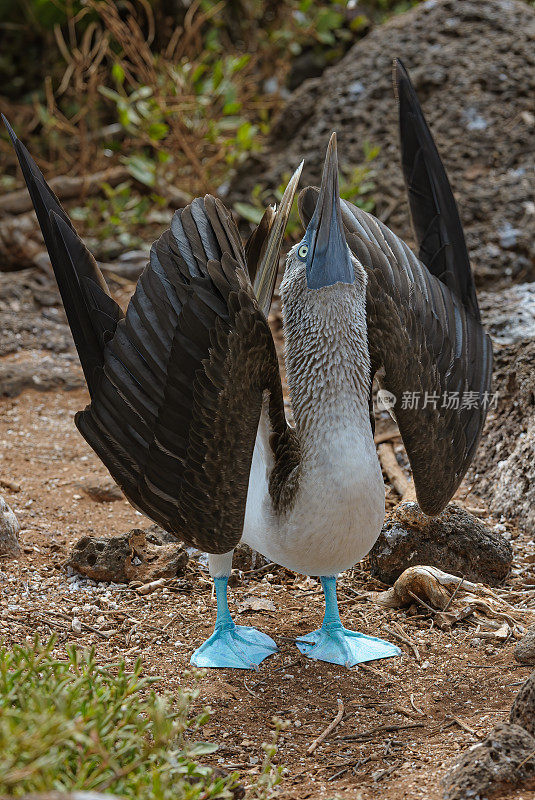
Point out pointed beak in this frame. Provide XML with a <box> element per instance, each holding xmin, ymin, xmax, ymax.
<box><xmin>305</xmin><ymin>133</ymin><xmax>354</xmax><ymax>290</ymax></box>
<box><xmin>253</xmin><ymin>160</ymin><xmax>303</xmax><ymax>316</ymax></box>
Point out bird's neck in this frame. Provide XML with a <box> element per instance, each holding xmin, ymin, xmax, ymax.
<box><xmin>282</xmin><ymin>283</ymin><xmax>373</xmax><ymax>456</ymax></box>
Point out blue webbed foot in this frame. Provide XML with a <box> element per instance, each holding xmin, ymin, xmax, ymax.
<box><xmin>191</xmin><ymin>622</ymin><xmax>278</xmax><ymax>670</ymax></box>
<box><xmin>296</xmin><ymin>621</ymin><xmax>401</xmax><ymax>668</ymax></box>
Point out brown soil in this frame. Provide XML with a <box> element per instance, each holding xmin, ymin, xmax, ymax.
<box><xmin>1</xmin><ymin>381</ymin><xmax>535</xmax><ymax>799</ymax></box>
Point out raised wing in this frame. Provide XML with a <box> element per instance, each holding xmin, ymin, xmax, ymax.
<box><xmin>245</xmin><ymin>162</ymin><xmax>303</xmax><ymax>316</ymax></box>
<box><xmin>299</xmin><ymin>187</ymin><xmax>492</xmax><ymax>516</ymax></box>
<box><xmin>393</xmin><ymin>59</ymin><xmax>480</xmax><ymax>320</ymax></box>
<box><xmin>2</xmin><ymin>115</ymin><xmax>123</xmax><ymax>394</ymax></box>
<box><xmin>7</xmin><ymin>121</ymin><xmax>297</xmax><ymax>553</ymax></box>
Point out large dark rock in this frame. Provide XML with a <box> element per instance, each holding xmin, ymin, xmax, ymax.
<box><xmin>0</xmin><ymin>269</ymin><xmax>72</xmax><ymax>357</ymax></box>
<box><xmin>231</xmin><ymin>0</ymin><xmax>535</xmax><ymax>289</ymax></box>
<box><xmin>0</xmin><ymin>353</ymin><xmax>83</xmax><ymax>397</ymax></box>
<box><xmin>469</xmin><ymin>339</ymin><xmax>535</xmax><ymax>532</ymax></box>
<box><xmin>369</xmin><ymin>502</ymin><xmax>512</xmax><ymax>586</ymax></box>
<box><xmin>442</xmin><ymin>722</ymin><xmax>535</xmax><ymax>799</ymax></box>
<box><xmin>479</xmin><ymin>283</ymin><xmax>535</xmax><ymax>347</ymax></box>
<box><xmin>444</xmin><ymin>671</ymin><xmax>535</xmax><ymax>798</ymax></box>
<box><xmin>510</xmin><ymin>670</ymin><xmax>535</xmax><ymax>737</ymax></box>
<box><xmin>0</xmin><ymin>270</ymin><xmax>84</xmax><ymax>396</ymax></box>
<box><xmin>66</xmin><ymin>527</ymin><xmax>188</xmax><ymax>583</ymax></box>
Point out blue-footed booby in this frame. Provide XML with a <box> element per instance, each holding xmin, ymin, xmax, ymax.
<box><xmin>3</xmin><ymin>58</ymin><xmax>492</xmax><ymax>671</ymax></box>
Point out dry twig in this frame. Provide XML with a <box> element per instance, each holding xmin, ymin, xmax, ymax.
<box><xmin>383</xmin><ymin>623</ymin><xmax>421</xmax><ymax>663</ymax></box>
<box><xmin>450</xmin><ymin>715</ymin><xmax>478</xmax><ymax>736</ymax></box>
<box><xmin>307</xmin><ymin>699</ymin><xmax>344</xmax><ymax>755</ymax></box>
<box><xmin>0</xmin><ymin>167</ymin><xmax>129</xmax><ymax>215</ymax></box>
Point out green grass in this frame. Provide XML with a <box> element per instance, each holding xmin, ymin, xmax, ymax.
<box><xmin>0</xmin><ymin>636</ymin><xmax>237</xmax><ymax>798</ymax></box>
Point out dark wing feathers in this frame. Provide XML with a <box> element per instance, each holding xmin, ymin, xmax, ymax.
<box><xmin>78</xmin><ymin>206</ymin><xmax>290</xmax><ymax>552</ymax></box>
<box><xmin>393</xmin><ymin>59</ymin><xmax>480</xmax><ymax>321</ymax></box>
<box><xmin>8</xmin><ymin>121</ymin><xmax>291</xmax><ymax>553</ymax></box>
<box><xmin>299</xmin><ymin>187</ymin><xmax>492</xmax><ymax>516</ymax></box>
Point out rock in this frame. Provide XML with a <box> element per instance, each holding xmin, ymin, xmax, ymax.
<box><xmin>479</xmin><ymin>283</ymin><xmax>535</xmax><ymax>346</ymax></box>
<box><xmin>369</xmin><ymin>502</ymin><xmax>512</xmax><ymax>586</ymax></box>
<box><xmin>231</xmin><ymin>0</ymin><xmax>535</xmax><ymax>288</ymax></box>
<box><xmin>469</xmin><ymin>340</ymin><xmax>535</xmax><ymax>532</ymax></box>
<box><xmin>510</xmin><ymin>670</ymin><xmax>535</xmax><ymax>737</ymax></box>
<box><xmin>0</xmin><ymin>269</ymin><xmax>71</xmax><ymax>357</ymax></box>
<box><xmin>0</xmin><ymin>352</ymin><xmax>84</xmax><ymax>397</ymax></box>
<box><xmin>79</xmin><ymin>479</ymin><xmax>124</xmax><ymax>503</ymax></box>
<box><xmin>66</xmin><ymin>528</ymin><xmax>188</xmax><ymax>583</ymax></box>
<box><xmin>127</xmin><ymin>528</ymin><xmax>188</xmax><ymax>582</ymax></box>
<box><xmin>0</xmin><ymin>269</ymin><xmax>83</xmax><ymax>397</ymax></box>
<box><xmin>442</xmin><ymin>722</ymin><xmax>535</xmax><ymax>799</ymax></box>
<box><xmin>66</xmin><ymin>534</ymin><xmax>131</xmax><ymax>582</ymax></box>
<box><xmin>0</xmin><ymin>495</ymin><xmax>21</xmax><ymax>558</ymax></box>
<box><xmin>232</xmin><ymin>543</ymin><xmax>269</xmax><ymax>573</ymax></box>
<box><xmin>514</xmin><ymin>629</ymin><xmax>535</xmax><ymax>666</ymax></box>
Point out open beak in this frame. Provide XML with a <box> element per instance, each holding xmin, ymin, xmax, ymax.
<box><xmin>305</xmin><ymin>132</ymin><xmax>354</xmax><ymax>290</ymax></box>
<box><xmin>253</xmin><ymin>160</ymin><xmax>303</xmax><ymax>316</ymax></box>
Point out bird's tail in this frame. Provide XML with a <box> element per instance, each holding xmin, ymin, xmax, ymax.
<box><xmin>3</xmin><ymin>116</ymin><xmax>124</xmax><ymax>396</ymax></box>
<box><xmin>393</xmin><ymin>59</ymin><xmax>480</xmax><ymax>321</ymax></box>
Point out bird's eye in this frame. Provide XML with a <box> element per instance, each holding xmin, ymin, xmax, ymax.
<box><xmin>298</xmin><ymin>244</ymin><xmax>308</xmax><ymax>259</ymax></box>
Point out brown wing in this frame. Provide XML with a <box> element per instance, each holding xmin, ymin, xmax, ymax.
<box><xmin>299</xmin><ymin>187</ymin><xmax>492</xmax><ymax>516</ymax></box>
<box><xmin>75</xmin><ymin>198</ymin><xmax>296</xmax><ymax>554</ymax></box>
<box><xmin>7</xmin><ymin>112</ymin><xmax>295</xmax><ymax>553</ymax></box>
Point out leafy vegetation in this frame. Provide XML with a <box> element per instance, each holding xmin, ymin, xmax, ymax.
<box><xmin>0</xmin><ymin>0</ymin><xmax>419</xmax><ymax>246</ymax></box>
<box><xmin>0</xmin><ymin>636</ymin><xmax>240</xmax><ymax>798</ymax></box>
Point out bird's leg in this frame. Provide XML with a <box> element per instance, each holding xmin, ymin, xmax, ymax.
<box><xmin>190</xmin><ymin>552</ymin><xmax>278</xmax><ymax>670</ymax></box>
<box><xmin>296</xmin><ymin>576</ymin><xmax>401</xmax><ymax>668</ymax></box>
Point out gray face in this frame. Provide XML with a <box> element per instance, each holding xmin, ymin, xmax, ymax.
<box><xmin>297</xmin><ymin>133</ymin><xmax>354</xmax><ymax>291</ymax></box>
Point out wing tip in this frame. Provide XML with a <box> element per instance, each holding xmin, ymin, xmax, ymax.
<box><xmin>392</xmin><ymin>57</ymin><xmax>416</xmax><ymax>107</ymax></box>
<box><xmin>1</xmin><ymin>113</ymin><xmax>17</xmax><ymax>144</ymax></box>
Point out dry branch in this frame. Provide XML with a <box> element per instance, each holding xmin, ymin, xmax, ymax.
<box><xmin>373</xmin><ymin>428</ymin><xmax>401</xmax><ymax>445</ymax></box>
<box><xmin>383</xmin><ymin>623</ymin><xmax>421</xmax><ymax>662</ymax></box>
<box><xmin>0</xmin><ymin>166</ymin><xmax>130</xmax><ymax>215</ymax></box>
<box><xmin>307</xmin><ymin>699</ymin><xmax>344</xmax><ymax>755</ymax></box>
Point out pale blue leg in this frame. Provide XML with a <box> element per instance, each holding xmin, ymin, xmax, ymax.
<box><xmin>190</xmin><ymin>577</ymin><xmax>278</xmax><ymax>670</ymax></box>
<box><xmin>296</xmin><ymin>576</ymin><xmax>401</xmax><ymax>668</ymax></box>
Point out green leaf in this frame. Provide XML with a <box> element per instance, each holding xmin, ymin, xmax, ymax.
<box><xmin>122</xmin><ymin>154</ymin><xmax>156</xmax><ymax>187</ymax></box>
<box><xmin>233</xmin><ymin>202</ymin><xmax>264</xmax><ymax>224</ymax></box>
<box><xmin>111</xmin><ymin>62</ymin><xmax>125</xmax><ymax>85</ymax></box>
<box><xmin>98</xmin><ymin>86</ymin><xmax>124</xmax><ymax>104</ymax></box>
<box><xmin>223</xmin><ymin>100</ymin><xmax>242</xmax><ymax>115</ymax></box>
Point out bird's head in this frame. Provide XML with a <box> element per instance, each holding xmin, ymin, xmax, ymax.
<box><xmin>296</xmin><ymin>132</ymin><xmax>355</xmax><ymax>290</ymax></box>
<box><xmin>281</xmin><ymin>133</ymin><xmax>365</xmax><ymax>319</ymax></box>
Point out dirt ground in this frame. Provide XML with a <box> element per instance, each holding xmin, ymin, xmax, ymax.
<box><xmin>1</xmin><ymin>382</ymin><xmax>535</xmax><ymax>799</ymax></box>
